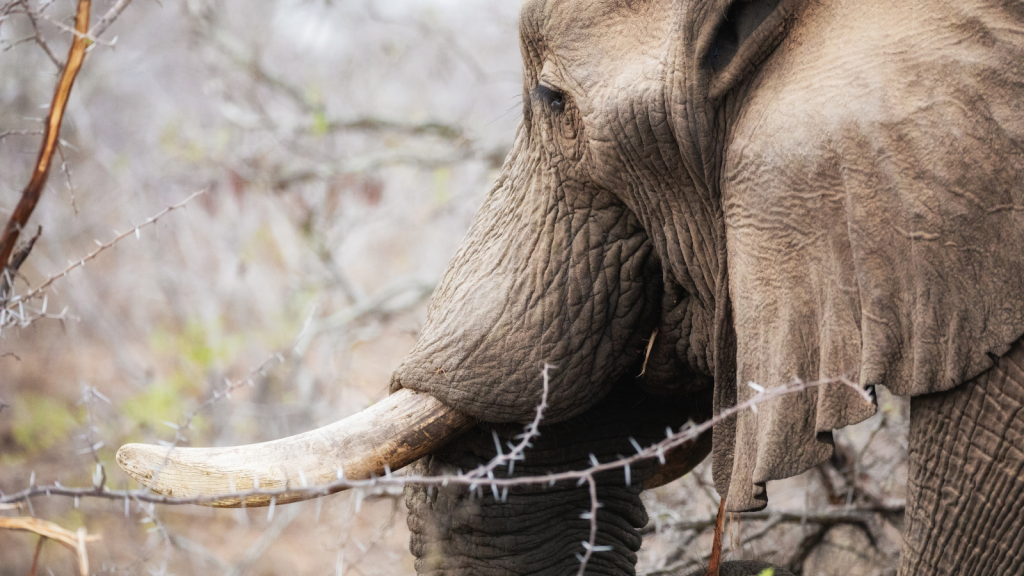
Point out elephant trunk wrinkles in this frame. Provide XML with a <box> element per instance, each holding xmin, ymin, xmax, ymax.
<box><xmin>391</xmin><ymin>124</ymin><xmax>663</xmax><ymax>425</ymax></box>
<box><xmin>900</xmin><ymin>336</ymin><xmax>1024</xmax><ymax>575</ymax></box>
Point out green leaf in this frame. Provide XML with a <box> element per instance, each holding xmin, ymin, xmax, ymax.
<box><xmin>757</xmin><ymin>568</ymin><xmax>775</xmax><ymax>576</ymax></box>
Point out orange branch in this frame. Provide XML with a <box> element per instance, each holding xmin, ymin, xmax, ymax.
<box><xmin>0</xmin><ymin>516</ymin><xmax>100</xmax><ymax>576</ymax></box>
<box><xmin>0</xmin><ymin>0</ymin><xmax>92</xmax><ymax>272</ymax></box>
<box><xmin>707</xmin><ymin>498</ymin><xmax>726</xmax><ymax>576</ymax></box>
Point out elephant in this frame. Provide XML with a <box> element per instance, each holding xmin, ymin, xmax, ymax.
<box><xmin>116</xmin><ymin>0</ymin><xmax>1024</xmax><ymax>574</ymax></box>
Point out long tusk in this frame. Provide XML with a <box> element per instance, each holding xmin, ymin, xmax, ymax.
<box><xmin>116</xmin><ymin>389</ymin><xmax>474</xmax><ymax>507</ymax></box>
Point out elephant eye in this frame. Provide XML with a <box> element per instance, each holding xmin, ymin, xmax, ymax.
<box><xmin>532</xmin><ymin>85</ymin><xmax>566</xmax><ymax>113</ymax></box>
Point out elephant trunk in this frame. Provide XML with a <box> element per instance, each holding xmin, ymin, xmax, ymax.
<box><xmin>115</xmin><ymin>389</ymin><xmax>474</xmax><ymax>507</ymax></box>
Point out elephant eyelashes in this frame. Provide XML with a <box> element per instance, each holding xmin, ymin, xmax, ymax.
<box><xmin>532</xmin><ymin>85</ymin><xmax>566</xmax><ymax>113</ymax></box>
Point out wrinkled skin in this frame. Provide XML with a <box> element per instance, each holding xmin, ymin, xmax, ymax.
<box><xmin>407</xmin><ymin>379</ymin><xmax>714</xmax><ymax>575</ymax></box>
<box><xmin>390</xmin><ymin>0</ymin><xmax>1024</xmax><ymax>574</ymax></box>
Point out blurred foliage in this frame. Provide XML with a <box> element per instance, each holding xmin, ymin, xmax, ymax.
<box><xmin>9</xmin><ymin>394</ymin><xmax>83</xmax><ymax>456</ymax></box>
<box><xmin>120</xmin><ymin>320</ymin><xmax>239</xmax><ymax>432</ymax></box>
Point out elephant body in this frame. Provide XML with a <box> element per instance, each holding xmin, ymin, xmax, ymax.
<box><xmin>392</xmin><ymin>0</ymin><xmax>1024</xmax><ymax>573</ymax></box>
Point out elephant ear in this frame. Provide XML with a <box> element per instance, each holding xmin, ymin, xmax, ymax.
<box><xmin>697</xmin><ymin>0</ymin><xmax>805</xmax><ymax>101</ymax></box>
<box><xmin>712</xmin><ymin>0</ymin><xmax>1024</xmax><ymax>511</ymax></box>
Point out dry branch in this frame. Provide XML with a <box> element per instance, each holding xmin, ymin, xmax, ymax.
<box><xmin>641</xmin><ymin>502</ymin><xmax>906</xmax><ymax>575</ymax></box>
<box><xmin>706</xmin><ymin>499</ymin><xmax>726</xmax><ymax>576</ymax></box>
<box><xmin>0</xmin><ymin>516</ymin><xmax>99</xmax><ymax>576</ymax></box>
<box><xmin>0</xmin><ymin>0</ymin><xmax>91</xmax><ymax>279</ymax></box>
<box><xmin>0</xmin><ymin>190</ymin><xmax>205</xmax><ymax>333</ymax></box>
<box><xmin>641</xmin><ymin>501</ymin><xmax>906</xmax><ymax>536</ymax></box>
<box><xmin>0</xmin><ymin>372</ymin><xmax>871</xmax><ymax>575</ymax></box>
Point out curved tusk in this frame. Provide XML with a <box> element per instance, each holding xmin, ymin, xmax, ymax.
<box><xmin>116</xmin><ymin>389</ymin><xmax>474</xmax><ymax>507</ymax></box>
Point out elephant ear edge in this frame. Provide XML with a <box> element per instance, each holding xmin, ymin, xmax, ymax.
<box><xmin>698</xmin><ymin>0</ymin><xmax>806</xmax><ymax>101</ymax></box>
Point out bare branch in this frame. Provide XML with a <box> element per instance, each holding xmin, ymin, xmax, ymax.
<box><xmin>87</xmin><ymin>0</ymin><xmax>132</xmax><ymax>39</ymax></box>
<box><xmin>0</xmin><ymin>0</ymin><xmax>91</xmax><ymax>279</ymax></box>
<box><xmin>0</xmin><ymin>374</ymin><xmax>869</xmax><ymax>505</ymax></box>
<box><xmin>0</xmin><ymin>516</ymin><xmax>99</xmax><ymax>576</ymax></box>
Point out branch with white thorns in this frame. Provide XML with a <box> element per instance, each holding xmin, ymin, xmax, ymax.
<box><xmin>0</xmin><ymin>189</ymin><xmax>205</xmax><ymax>333</ymax></box>
<box><xmin>0</xmin><ymin>371</ymin><xmax>869</xmax><ymax>573</ymax></box>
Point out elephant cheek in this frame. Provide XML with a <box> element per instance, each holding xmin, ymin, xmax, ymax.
<box><xmin>391</xmin><ymin>131</ymin><xmax>661</xmax><ymax>425</ymax></box>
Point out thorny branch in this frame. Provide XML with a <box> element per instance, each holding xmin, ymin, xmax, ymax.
<box><xmin>0</xmin><ymin>0</ymin><xmax>91</xmax><ymax>283</ymax></box>
<box><xmin>642</xmin><ymin>502</ymin><xmax>907</xmax><ymax>575</ymax></box>
<box><xmin>0</xmin><ymin>372</ymin><xmax>873</xmax><ymax>574</ymax></box>
<box><xmin>0</xmin><ymin>190</ymin><xmax>206</xmax><ymax>334</ymax></box>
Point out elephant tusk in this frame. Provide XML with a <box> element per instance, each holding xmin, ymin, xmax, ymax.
<box><xmin>115</xmin><ymin>389</ymin><xmax>474</xmax><ymax>507</ymax></box>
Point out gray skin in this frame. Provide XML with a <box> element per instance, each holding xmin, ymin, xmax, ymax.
<box><xmin>389</xmin><ymin>0</ymin><xmax>1024</xmax><ymax>574</ymax></box>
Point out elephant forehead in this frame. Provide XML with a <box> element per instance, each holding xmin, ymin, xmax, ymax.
<box><xmin>520</xmin><ymin>0</ymin><xmax>678</xmax><ymax>93</ymax></box>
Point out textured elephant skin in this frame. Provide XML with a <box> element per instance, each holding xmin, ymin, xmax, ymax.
<box><xmin>900</xmin><ymin>339</ymin><xmax>1024</xmax><ymax>575</ymax></box>
<box><xmin>407</xmin><ymin>382</ymin><xmax>712</xmax><ymax>576</ymax></box>
<box><xmin>388</xmin><ymin>0</ymin><xmax>1024</xmax><ymax>573</ymax></box>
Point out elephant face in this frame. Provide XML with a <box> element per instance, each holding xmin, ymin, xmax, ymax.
<box><xmin>392</xmin><ymin>0</ymin><xmax>1024</xmax><ymax>571</ymax></box>
<box><xmin>397</xmin><ymin>0</ymin><xmax>1024</xmax><ymax>502</ymax></box>
<box><xmin>391</xmin><ymin>0</ymin><xmax>724</xmax><ymax>424</ymax></box>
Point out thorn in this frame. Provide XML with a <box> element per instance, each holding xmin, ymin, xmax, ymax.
<box><xmin>629</xmin><ymin>437</ymin><xmax>643</xmax><ymax>455</ymax></box>
<box><xmin>492</xmin><ymin>431</ymin><xmax>504</xmax><ymax>458</ymax></box>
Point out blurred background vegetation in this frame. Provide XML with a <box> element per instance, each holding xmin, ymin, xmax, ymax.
<box><xmin>0</xmin><ymin>1</ymin><xmax>908</xmax><ymax>574</ymax></box>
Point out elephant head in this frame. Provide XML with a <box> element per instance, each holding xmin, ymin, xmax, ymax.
<box><xmin>118</xmin><ymin>0</ymin><xmax>1024</xmax><ymax>573</ymax></box>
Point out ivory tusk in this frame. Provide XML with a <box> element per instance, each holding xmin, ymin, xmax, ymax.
<box><xmin>116</xmin><ymin>389</ymin><xmax>473</xmax><ymax>507</ymax></box>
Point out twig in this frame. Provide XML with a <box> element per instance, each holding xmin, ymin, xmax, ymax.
<box><xmin>1</xmin><ymin>375</ymin><xmax>869</xmax><ymax>507</ymax></box>
<box><xmin>10</xmin><ymin>189</ymin><xmax>205</xmax><ymax>304</ymax></box>
<box><xmin>29</xmin><ymin>535</ymin><xmax>44</xmax><ymax>576</ymax></box>
<box><xmin>466</xmin><ymin>364</ymin><xmax>550</xmax><ymax>481</ymax></box>
<box><xmin>640</xmin><ymin>503</ymin><xmax>906</xmax><ymax>575</ymax></box>
<box><xmin>640</xmin><ymin>502</ymin><xmax>905</xmax><ymax>536</ymax></box>
<box><xmin>0</xmin><ymin>129</ymin><xmax>44</xmax><ymax>141</ymax></box>
<box><xmin>88</xmin><ymin>0</ymin><xmax>133</xmax><ymax>39</ymax></box>
<box><xmin>706</xmin><ymin>499</ymin><xmax>726</xmax><ymax>576</ymax></box>
<box><xmin>0</xmin><ymin>0</ymin><xmax>91</xmax><ymax>273</ymax></box>
<box><xmin>0</xmin><ymin>372</ymin><xmax>874</xmax><ymax>575</ymax></box>
<box><xmin>135</xmin><ymin>303</ymin><xmax>319</xmax><ymax>494</ymax></box>
<box><xmin>0</xmin><ymin>516</ymin><xmax>99</xmax><ymax>576</ymax></box>
<box><xmin>0</xmin><ymin>225</ymin><xmax>41</xmax><ymax>302</ymax></box>
<box><xmin>223</xmin><ymin>502</ymin><xmax>305</xmax><ymax>576</ymax></box>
